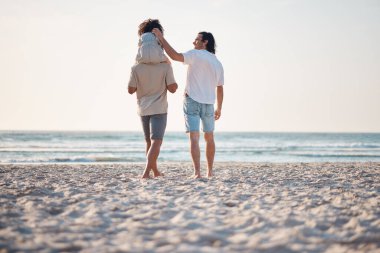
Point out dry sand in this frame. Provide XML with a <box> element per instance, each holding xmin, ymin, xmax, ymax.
<box><xmin>0</xmin><ymin>162</ymin><xmax>379</xmax><ymax>252</ymax></box>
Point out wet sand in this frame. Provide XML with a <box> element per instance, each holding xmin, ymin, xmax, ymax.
<box><xmin>1</xmin><ymin>162</ymin><xmax>379</xmax><ymax>252</ymax></box>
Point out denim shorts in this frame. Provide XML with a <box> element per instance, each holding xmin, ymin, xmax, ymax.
<box><xmin>140</xmin><ymin>113</ymin><xmax>167</xmax><ymax>140</ymax></box>
<box><xmin>183</xmin><ymin>95</ymin><xmax>214</xmax><ymax>132</ymax></box>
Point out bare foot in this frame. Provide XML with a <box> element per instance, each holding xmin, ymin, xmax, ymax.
<box><xmin>141</xmin><ymin>172</ymin><xmax>151</xmax><ymax>179</ymax></box>
<box><xmin>154</xmin><ymin>171</ymin><xmax>164</xmax><ymax>177</ymax></box>
<box><xmin>191</xmin><ymin>174</ymin><xmax>202</xmax><ymax>179</ymax></box>
<box><xmin>207</xmin><ymin>171</ymin><xmax>213</xmax><ymax>178</ymax></box>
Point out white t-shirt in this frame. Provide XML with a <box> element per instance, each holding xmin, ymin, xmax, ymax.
<box><xmin>183</xmin><ymin>49</ymin><xmax>224</xmax><ymax>104</ymax></box>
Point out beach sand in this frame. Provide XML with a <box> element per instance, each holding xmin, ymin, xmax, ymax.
<box><xmin>1</xmin><ymin>162</ymin><xmax>379</xmax><ymax>252</ymax></box>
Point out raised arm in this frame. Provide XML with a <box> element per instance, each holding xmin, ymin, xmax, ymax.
<box><xmin>152</xmin><ymin>28</ymin><xmax>184</xmax><ymax>62</ymax></box>
<box><xmin>215</xmin><ymin>86</ymin><xmax>223</xmax><ymax>120</ymax></box>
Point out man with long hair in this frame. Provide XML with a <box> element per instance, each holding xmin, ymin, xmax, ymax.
<box><xmin>153</xmin><ymin>28</ymin><xmax>224</xmax><ymax>178</ymax></box>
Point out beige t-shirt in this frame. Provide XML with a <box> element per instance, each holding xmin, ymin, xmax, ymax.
<box><xmin>128</xmin><ymin>63</ymin><xmax>176</xmax><ymax>116</ymax></box>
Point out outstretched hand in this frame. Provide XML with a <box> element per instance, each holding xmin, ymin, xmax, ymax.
<box><xmin>152</xmin><ymin>28</ymin><xmax>184</xmax><ymax>62</ymax></box>
<box><xmin>152</xmin><ymin>28</ymin><xmax>163</xmax><ymax>40</ymax></box>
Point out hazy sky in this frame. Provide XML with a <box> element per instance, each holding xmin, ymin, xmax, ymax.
<box><xmin>1</xmin><ymin>0</ymin><xmax>379</xmax><ymax>132</ymax></box>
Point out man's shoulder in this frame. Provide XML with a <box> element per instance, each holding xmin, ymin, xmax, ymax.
<box><xmin>183</xmin><ymin>49</ymin><xmax>211</xmax><ymax>63</ymax></box>
<box><xmin>184</xmin><ymin>49</ymin><xmax>197</xmax><ymax>53</ymax></box>
<box><xmin>191</xmin><ymin>49</ymin><xmax>219</xmax><ymax>60</ymax></box>
<box><xmin>183</xmin><ymin>49</ymin><xmax>199</xmax><ymax>56</ymax></box>
<box><xmin>133</xmin><ymin>62</ymin><xmax>171</xmax><ymax>73</ymax></box>
<box><xmin>131</xmin><ymin>63</ymin><xmax>140</xmax><ymax>71</ymax></box>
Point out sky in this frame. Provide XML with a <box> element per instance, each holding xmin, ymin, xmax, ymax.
<box><xmin>0</xmin><ymin>0</ymin><xmax>379</xmax><ymax>132</ymax></box>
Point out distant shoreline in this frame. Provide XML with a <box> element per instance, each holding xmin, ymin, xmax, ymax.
<box><xmin>2</xmin><ymin>132</ymin><xmax>380</xmax><ymax>163</ymax></box>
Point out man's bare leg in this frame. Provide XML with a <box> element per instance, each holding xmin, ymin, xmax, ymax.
<box><xmin>204</xmin><ymin>132</ymin><xmax>215</xmax><ymax>178</ymax></box>
<box><xmin>145</xmin><ymin>139</ymin><xmax>151</xmax><ymax>156</ymax></box>
<box><xmin>141</xmin><ymin>139</ymin><xmax>163</xmax><ymax>178</ymax></box>
<box><xmin>189</xmin><ymin>132</ymin><xmax>201</xmax><ymax>178</ymax></box>
<box><xmin>141</xmin><ymin>139</ymin><xmax>152</xmax><ymax>178</ymax></box>
<box><xmin>150</xmin><ymin>139</ymin><xmax>164</xmax><ymax>177</ymax></box>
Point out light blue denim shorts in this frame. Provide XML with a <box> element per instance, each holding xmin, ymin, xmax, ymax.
<box><xmin>183</xmin><ymin>95</ymin><xmax>214</xmax><ymax>132</ymax></box>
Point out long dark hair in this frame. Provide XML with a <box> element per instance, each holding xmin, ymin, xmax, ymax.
<box><xmin>199</xmin><ymin>31</ymin><xmax>216</xmax><ymax>54</ymax></box>
<box><xmin>138</xmin><ymin>19</ymin><xmax>164</xmax><ymax>36</ymax></box>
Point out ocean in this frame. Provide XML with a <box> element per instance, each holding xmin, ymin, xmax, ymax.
<box><xmin>1</xmin><ymin>131</ymin><xmax>380</xmax><ymax>163</ymax></box>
